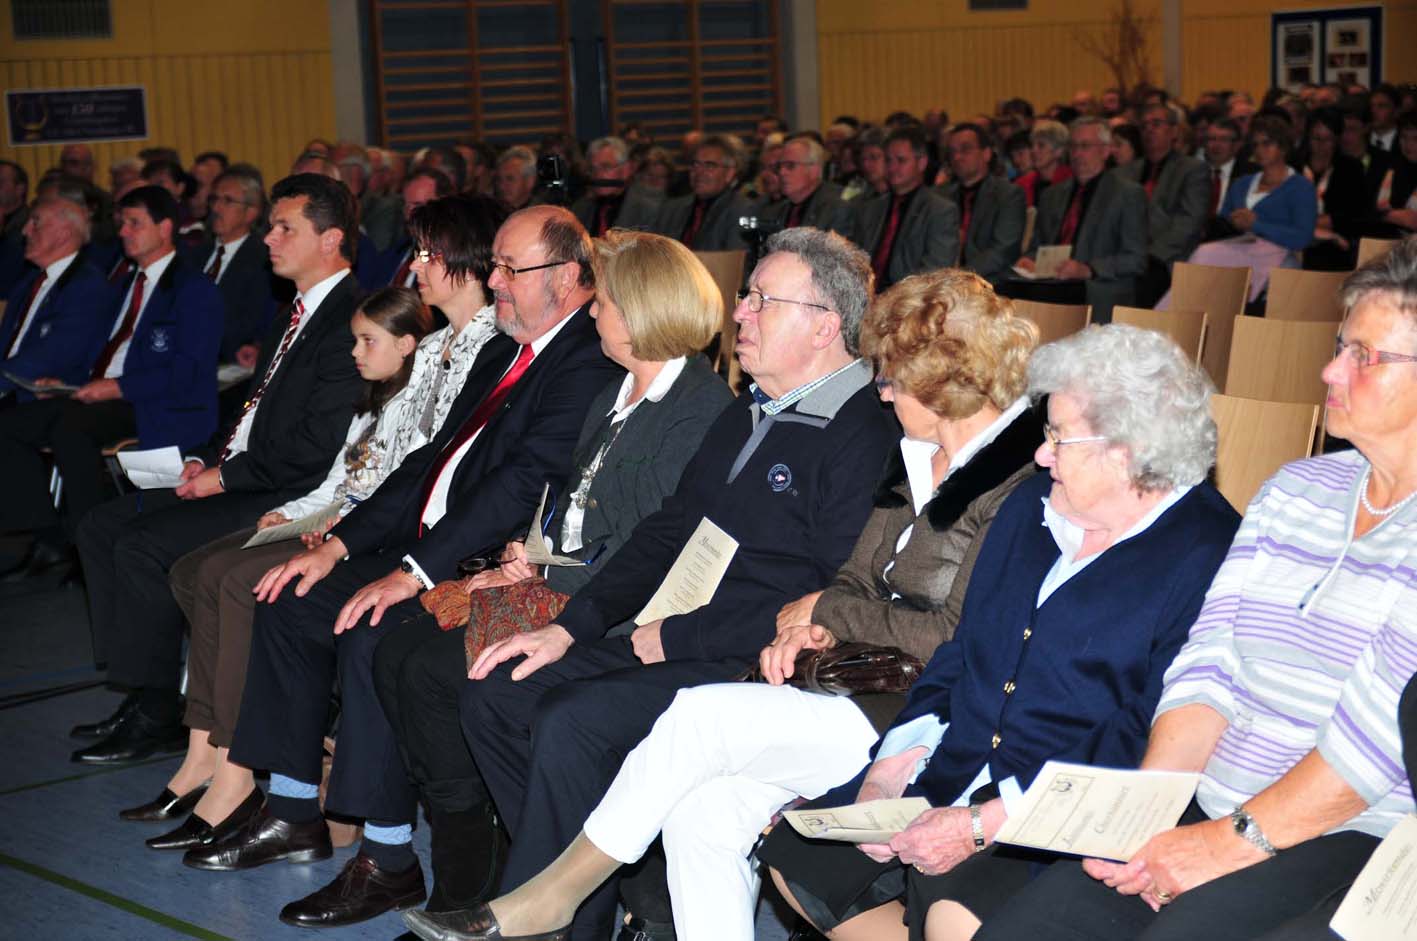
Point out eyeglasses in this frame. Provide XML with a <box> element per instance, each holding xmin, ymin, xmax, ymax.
<box><xmin>208</xmin><ymin>194</ymin><xmax>251</xmax><ymax>208</ymax></box>
<box><xmin>491</xmin><ymin>260</ymin><xmax>569</xmax><ymax>281</ymax></box>
<box><xmin>689</xmin><ymin>160</ymin><xmax>732</xmax><ymax>171</ymax></box>
<box><xmin>413</xmin><ymin>248</ymin><xmax>443</xmax><ymax>265</ymax></box>
<box><xmin>735</xmin><ymin>289</ymin><xmax>832</xmax><ymax>314</ymax></box>
<box><xmin>1333</xmin><ymin>337</ymin><xmax>1417</xmax><ymax>371</ymax></box>
<box><xmin>1043</xmin><ymin>423</ymin><xmax>1108</xmax><ymax>450</ymax></box>
<box><xmin>771</xmin><ymin>160</ymin><xmax>807</xmax><ymax>173</ymax></box>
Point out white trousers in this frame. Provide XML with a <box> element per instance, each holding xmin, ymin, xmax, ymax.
<box><xmin>583</xmin><ymin>682</ymin><xmax>878</xmax><ymax>941</ymax></box>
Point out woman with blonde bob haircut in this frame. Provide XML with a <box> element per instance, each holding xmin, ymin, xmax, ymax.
<box><xmin>402</xmin><ymin>269</ymin><xmax>1046</xmax><ymax>941</ymax></box>
<box><xmin>589</xmin><ymin>227</ymin><xmax>722</xmax><ymax>362</ymax></box>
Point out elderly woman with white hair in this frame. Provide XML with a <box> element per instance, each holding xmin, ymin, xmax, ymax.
<box><xmin>760</xmin><ymin>324</ymin><xmax>1241</xmax><ymax>941</ymax></box>
<box><xmin>971</xmin><ymin>238</ymin><xmax>1417</xmax><ymax>941</ymax></box>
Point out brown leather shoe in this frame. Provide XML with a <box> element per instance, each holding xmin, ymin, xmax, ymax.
<box><xmin>402</xmin><ymin>902</ymin><xmax>569</xmax><ymax>941</ymax></box>
<box><xmin>181</xmin><ymin>805</ymin><xmax>331</xmax><ymax>871</ymax></box>
<box><xmin>119</xmin><ymin>783</ymin><xmax>208</xmax><ymax>822</ymax></box>
<box><xmin>278</xmin><ymin>852</ymin><xmax>426</xmax><ymax>927</ymax></box>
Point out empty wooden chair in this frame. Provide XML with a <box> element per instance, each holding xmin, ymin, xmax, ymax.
<box><xmin>1111</xmin><ymin>306</ymin><xmax>1207</xmax><ymax>365</ymax></box>
<box><xmin>1210</xmin><ymin>394</ymin><xmax>1320</xmax><ymax>512</ymax></box>
<box><xmin>1011</xmin><ymin>299</ymin><xmax>1091</xmax><ymax>345</ymax></box>
<box><xmin>1168</xmin><ymin>261</ymin><xmax>1250</xmax><ymax>391</ymax></box>
<box><xmin>1357</xmin><ymin>237</ymin><xmax>1398</xmax><ymax>267</ymax></box>
<box><xmin>1264</xmin><ymin>268</ymin><xmax>1350</xmax><ymax>322</ymax></box>
<box><xmin>693</xmin><ymin>249</ymin><xmax>747</xmax><ymax>391</ymax></box>
<box><xmin>1224</xmin><ymin>317</ymin><xmax>1338</xmax><ymax>407</ymax></box>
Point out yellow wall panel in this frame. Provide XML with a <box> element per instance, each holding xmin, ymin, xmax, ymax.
<box><xmin>0</xmin><ymin>0</ymin><xmax>335</xmax><ymax>189</ymax></box>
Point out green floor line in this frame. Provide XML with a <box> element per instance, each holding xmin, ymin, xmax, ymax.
<box><xmin>0</xmin><ymin>851</ymin><xmax>234</xmax><ymax>940</ymax></box>
<box><xmin>0</xmin><ymin>754</ymin><xmax>177</xmax><ymax>796</ymax></box>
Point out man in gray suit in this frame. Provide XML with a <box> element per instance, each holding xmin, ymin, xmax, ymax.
<box><xmin>1008</xmin><ymin>117</ymin><xmax>1147</xmax><ymax>323</ymax></box>
<box><xmin>937</xmin><ymin>123</ymin><xmax>1026</xmax><ymax>285</ymax></box>
<box><xmin>1119</xmin><ymin>105</ymin><xmax>1211</xmax><ymax>304</ymax></box>
<box><xmin>755</xmin><ymin>135</ymin><xmax>854</xmax><ymax>239</ymax></box>
<box><xmin>852</xmin><ymin>126</ymin><xmax>958</xmax><ymax>289</ymax></box>
<box><xmin>571</xmin><ymin>137</ymin><xmax>661</xmax><ymax>237</ymax></box>
<box><xmin>652</xmin><ymin>135</ymin><xmax>753</xmax><ymax>252</ymax></box>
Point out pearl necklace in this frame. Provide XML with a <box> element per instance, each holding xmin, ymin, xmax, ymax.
<box><xmin>1359</xmin><ymin>467</ymin><xmax>1417</xmax><ymax>517</ymax></box>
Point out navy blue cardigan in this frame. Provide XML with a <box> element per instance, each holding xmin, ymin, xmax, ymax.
<box><xmin>823</xmin><ymin>471</ymin><xmax>1240</xmax><ymax>808</ymax></box>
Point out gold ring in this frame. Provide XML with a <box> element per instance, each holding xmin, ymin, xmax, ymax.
<box><xmin>1155</xmin><ymin>889</ymin><xmax>1173</xmax><ymax>903</ymax></box>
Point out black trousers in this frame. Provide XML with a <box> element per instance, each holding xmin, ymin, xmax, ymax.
<box><xmin>372</xmin><ymin>613</ymin><xmax>489</xmax><ymax>813</ymax></box>
<box><xmin>0</xmin><ymin>397</ymin><xmax>136</xmax><ymax>537</ymax></box>
<box><xmin>75</xmin><ymin>487</ymin><xmax>283</xmax><ymax>683</ymax></box>
<box><xmin>228</xmin><ymin>553</ymin><xmax>424</xmax><ymax>824</ymax></box>
<box><xmin>459</xmin><ymin>638</ymin><xmax>744</xmax><ymax>940</ymax></box>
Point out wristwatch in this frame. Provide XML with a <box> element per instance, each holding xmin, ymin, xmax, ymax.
<box><xmin>969</xmin><ymin>804</ymin><xmax>986</xmax><ymax>853</ymax></box>
<box><xmin>398</xmin><ymin>559</ymin><xmax>426</xmax><ymax>589</ymax></box>
<box><xmin>1229</xmin><ymin>807</ymin><xmax>1277</xmax><ymax>856</ymax></box>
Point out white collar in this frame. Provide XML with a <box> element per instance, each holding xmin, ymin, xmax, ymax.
<box><xmin>611</xmin><ymin>355</ymin><xmax>686</xmax><ymax>417</ymax></box>
<box><xmin>899</xmin><ymin>396</ymin><xmax>1031</xmax><ymax>515</ymax></box>
<box><xmin>1041</xmin><ymin>484</ymin><xmax>1190</xmax><ymax>563</ymax></box>
<box><xmin>44</xmin><ymin>251</ymin><xmax>80</xmax><ymax>281</ymax></box>
<box><xmin>139</xmin><ymin>249</ymin><xmax>177</xmax><ymax>284</ymax></box>
<box><xmin>295</xmin><ymin>268</ymin><xmax>350</xmax><ymax>319</ymax></box>
<box><xmin>524</xmin><ymin>304</ymin><xmax>581</xmax><ymax>356</ymax></box>
<box><xmin>217</xmin><ymin>231</ymin><xmax>250</xmax><ymax>253</ymax></box>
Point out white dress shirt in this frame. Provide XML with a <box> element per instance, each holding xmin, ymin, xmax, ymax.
<box><xmin>204</xmin><ymin>232</ymin><xmax>249</xmax><ymax>283</ymax></box>
<box><xmin>9</xmin><ymin>251</ymin><xmax>78</xmax><ymax>354</ymax></box>
<box><xmin>104</xmin><ymin>250</ymin><xmax>177</xmax><ymax>379</ymax></box>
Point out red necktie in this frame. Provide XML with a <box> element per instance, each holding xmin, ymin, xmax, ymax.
<box><xmin>3</xmin><ymin>271</ymin><xmax>47</xmax><ymax>360</ymax></box>
<box><xmin>871</xmin><ymin>194</ymin><xmax>904</xmax><ymax>283</ymax></box>
<box><xmin>959</xmin><ymin>188</ymin><xmax>977</xmax><ymax>248</ymax></box>
<box><xmin>220</xmin><ymin>299</ymin><xmax>305</xmax><ymax>463</ymax></box>
<box><xmin>108</xmin><ymin>257</ymin><xmax>134</xmax><ymax>287</ymax></box>
<box><xmin>390</xmin><ymin>249</ymin><xmax>414</xmax><ymax>288</ymax></box>
<box><xmin>1057</xmin><ymin>184</ymin><xmax>1085</xmax><ymax>246</ymax></box>
<box><xmin>418</xmin><ymin>344</ymin><xmax>535</xmax><ymax>535</ymax></box>
<box><xmin>91</xmin><ymin>271</ymin><xmax>147</xmax><ymax>379</ymax></box>
<box><xmin>1210</xmin><ymin>168</ymin><xmax>1223</xmax><ymax>216</ymax></box>
<box><xmin>681</xmin><ymin>200</ymin><xmax>708</xmax><ymax>248</ymax></box>
<box><xmin>785</xmin><ymin>201</ymin><xmax>805</xmax><ymax>228</ymax></box>
<box><xmin>205</xmin><ymin>244</ymin><xmax>225</xmax><ymax>281</ymax></box>
<box><xmin>1144</xmin><ymin>164</ymin><xmax>1161</xmax><ymax>198</ymax></box>
<box><xmin>595</xmin><ymin>199</ymin><xmax>614</xmax><ymax>236</ymax></box>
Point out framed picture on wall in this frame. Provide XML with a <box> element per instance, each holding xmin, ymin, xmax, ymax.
<box><xmin>1271</xmin><ymin>6</ymin><xmax>1383</xmax><ymax>93</ymax></box>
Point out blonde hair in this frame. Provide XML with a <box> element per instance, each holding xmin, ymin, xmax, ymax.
<box><xmin>862</xmin><ymin>268</ymin><xmax>1038</xmax><ymax>419</ymax></box>
<box><xmin>592</xmin><ymin>229</ymin><xmax>723</xmax><ymax>360</ymax></box>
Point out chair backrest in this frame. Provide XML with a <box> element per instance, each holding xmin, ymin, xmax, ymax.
<box><xmin>1111</xmin><ymin>306</ymin><xmax>1208</xmax><ymax>365</ymax></box>
<box><xmin>1210</xmin><ymin>393</ymin><xmax>1319</xmax><ymax>512</ymax></box>
<box><xmin>1021</xmin><ymin>205</ymin><xmax>1038</xmax><ymax>254</ymax></box>
<box><xmin>693</xmin><ymin>249</ymin><xmax>747</xmax><ymax>391</ymax></box>
<box><xmin>1357</xmin><ymin>237</ymin><xmax>1398</xmax><ymax>267</ymax></box>
<box><xmin>1263</xmin><ymin>268</ymin><xmax>1350</xmax><ymax>322</ymax></box>
<box><xmin>1224</xmin><ymin>317</ymin><xmax>1338</xmax><ymax>406</ymax></box>
<box><xmin>1169</xmin><ymin>261</ymin><xmax>1250</xmax><ymax>390</ymax></box>
<box><xmin>1011</xmin><ymin>299</ymin><xmax>1091</xmax><ymax>345</ymax></box>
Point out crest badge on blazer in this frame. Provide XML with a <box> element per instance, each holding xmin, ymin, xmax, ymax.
<box><xmin>149</xmin><ymin>328</ymin><xmax>171</xmax><ymax>353</ymax></box>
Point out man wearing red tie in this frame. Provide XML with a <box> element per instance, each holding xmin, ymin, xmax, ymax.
<box><xmin>69</xmin><ymin>175</ymin><xmax>364</xmax><ymax>765</ymax></box>
<box><xmin>852</xmin><ymin>126</ymin><xmax>958</xmax><ymax>290</ymax></box>
<box><xmin>196</xmin><ymin>206</ymin><xmax>619</xmax><ymax>928</ymax></box>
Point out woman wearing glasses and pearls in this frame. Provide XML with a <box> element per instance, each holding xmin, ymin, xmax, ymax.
<box><xmin>970</xmin><ymin>240</ymin><xmax>1417</xmax><ymax>941</ymax></box>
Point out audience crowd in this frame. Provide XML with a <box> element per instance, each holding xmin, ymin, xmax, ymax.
<box><xmin>1</xmin><ymin>76</ymin><xmax>1416</xmax><ymax>941</ymax></box>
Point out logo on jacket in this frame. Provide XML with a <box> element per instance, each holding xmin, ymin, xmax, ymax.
<box><xmin>767</xmin><ymin>463</ymin><xmax>792</xmax><ymax>492</ymax></box>
<box><xmin>149</xmin><ymin>328</ymin><xmax>171</xmax><ymax>353</ymax></box>
<box><xmin>38</xmin><ymin>323</ymin><xmax>52</xmax><ymax>338</ymax></box>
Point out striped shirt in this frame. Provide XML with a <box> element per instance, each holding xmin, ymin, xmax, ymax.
<box><xmin>1157</xmin><ymin>449</ymin><xmax>1417</xmax><ymax>839</ymax></box>
<box><xmin>750</xmin><ymin>359</ymin><xmax>864</xmax><ymax>416</ymax></box>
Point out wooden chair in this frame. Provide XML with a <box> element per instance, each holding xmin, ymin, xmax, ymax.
<box><xmin>1211</xmin><ymin>394</ymin><xmax>1320</xmax><ymax>512</ymax></box>
<box><xmin>1263</xmin><ymin>268</ymin><xmax>1350</xmax><ymax>322</ymax></box>
<box><xmin>1168</xmin><ymin>261</ymin><xmax>1250</xmax><ymax>391</ymax></box>
<box><xmin>1111</xmin><ymin>306</ymin><xmax>1207</xmax><ymax>365</ymax></box>
<box><xmin>1357</xmin><ymin>237</ymin><xmax>1398</xmax><ymax>267</ymax></box>
<box><xmin>1224</xmin><ymin>317</ymin><xmax>1338</xmax><ymax>407</ymax></box>
<box><xmin>694</xmin><ymin>249</ymin><xmax>747</xmax><ymax>391</ymax></box>
<box><xmin>1011</xmin><ymin>299</ymin><xmax>1091</xmax><ymax>345</ymax></box>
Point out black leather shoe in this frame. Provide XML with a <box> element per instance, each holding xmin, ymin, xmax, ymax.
<box><xmin>70</xmin><ymin>692</ymin><xmax>140</xmax><ymax>740</ymax></box>
<box><xmin>402</xmin><ymin>903</ymin><xmax>569</xmax><ymax>941</ymax></box>
<box><xmin>146</xmin><ymin>787</ymin><xmax>264</xmax><ymax>851</ymax></box>
<box><xmin>279</xmin><ymin>852</ymin><xmax>426</xmax><ymax>928</ymax></box>
<box><xmin>70</xmin><ymin>710</ymin><xmax>187</xmax><ymax>765</ymax></box>
<box><xmin>182</xmin><ymin>805</ymin><xmax>332</xmax><ymax>871</ymax></box>
<box><xmin>617</xmin><ymin>914</ymin><xmax>676</xmax><ymax>941</ymax></box>
<box><xmin>0</xmin><ymin>538</ymin><xmax>76</xmax><ymax>583</ymax></box>
<box><xmin>120</xmin><ymin>783</ymin><xmax>208</xmax><ymax>822</ymax></box>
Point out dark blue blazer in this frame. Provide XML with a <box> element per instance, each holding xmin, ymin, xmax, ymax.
<box><xmin>0</xmin><ymin>256</ymin><xmax>115</xmax><ymax>398</ymax></box>
<box><xmin>361</xmin><ymin>237</ymin><xmax>412</xmax><ymax>291</ymax></box>
<box><xmin>823</xmin><ymin>472</ymin><xmax>1240</xmax><ymax>808</ymax></box>
<box><xmin>181</xmin><ymin>234</ymin><xmax>277</xmax><ymax>361</ymax></box>
<box><xmin>352</xmin><ymin>232</ymin><xmax>390</xmax><ymax>291</ymax></box>
<box><xmin>113</xmin><ymin>255</ymin><xmax>224</xmax><ymax>450</ymax></box>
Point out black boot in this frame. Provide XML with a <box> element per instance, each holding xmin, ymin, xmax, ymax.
<box><xmin>425</xmin><ymin>802</ymin><xmax>508</xmax><ymax>912</ymax></box>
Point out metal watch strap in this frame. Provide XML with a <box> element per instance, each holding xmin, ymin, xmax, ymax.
<box><xmin>970</xmin><ymin>804</ymin><xmax>986</xmax><ymax>853</ymax></box>
<box><xmin>1230</xmin><ymin>808</ymin><xmax>1277</xmax><ymax>856</ymax></box>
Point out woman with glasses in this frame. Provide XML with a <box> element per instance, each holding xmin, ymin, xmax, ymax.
<box><xmin>759</xmin><ymin>323</ymin><xmax>1238</xmax><ymax>941</ymax></box>
<box><xmin>970</xmin><ymin>239</ymin><xmax>1417</xmax><ymax>941</ymax></box>
<box><xmin>372</xmin><ymin>228</ymin><xmax>732</xmax><ymax>920</ymax></box>
<box><xmin>402</xmin><ymin>269</ymin><xmax>1045</xmax><ymax>941</ymax></box>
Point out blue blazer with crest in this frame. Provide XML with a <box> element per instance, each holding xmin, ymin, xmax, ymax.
<box><xmin>0</xmin><ymin>256</ymin><xmax>115</xmax><ymax>398</ymax></box>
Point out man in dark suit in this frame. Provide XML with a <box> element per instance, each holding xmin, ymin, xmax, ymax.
<box><xmin>652</xmin><ymin>134</ymin><xmax>754</xmax><ymax>252</ymax></box>
<box><xmin>853</xmin><ymin>125</ymin><xmax>959</xmax><ymax>290</ymax></box>
<box><xmin>0</xmin><ymin>186</ymin><xmax>222</xmax><ymax>569</ymax></box>
<box><xmin>69</xmin><ymin>174</ymin><xmax>365</xmax><ymax>766</ymax></box>
<box><xmin>938</xmin><ymin>122</ymin><xmax>1026</xmax><ymax>285</ymax></box>
<box><xmin>756</xmin><ymin>135</ymin><xmax>855</xmax><ymax>239</ymax></box>
<box><xmin>572</xmin><ymin>136</ymin><xmax>661</xmax><ymax>237</ymax></box>
<box><xmin>1201</xmin><ymin>117</ymin><xmax>1258</xmax><ymax>241</ymax></box>
<box><xmin>1007</xmin><ymin>118</ymin><xmax>1147</xmax><ymax>323</ymax></box>
<box><xmin>370</xmin><ymin>168</ymin><xmax>456</xmax><ymax>293</ymax></box>
<box><xmin>188</xmin><ymin>165</ymin><xmax>275</xmax><ymax>364</ymax></box>
<box><xmin>1121</xmin><ymin>105</ymin><xmax>1211</xmax><ymax>305</ymax></box>
<box><xmin>188</xmin><ymin>206</ymin><xmax>619</xmax><ymax>930</ymax></box>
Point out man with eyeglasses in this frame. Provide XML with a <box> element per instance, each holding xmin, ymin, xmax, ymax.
<box><xmin>1006</xmin><ymin>117</ymin><xmax>1147</xmax><ymax>323</ymax></box>
<box><xmin>852</xmin><ymin>125</ymin><xmax>959</xmax><ymax>290</ymax></box>
<box><xmin>372</xmin><ymin>168</ymin><xmax>455</xmax><ymax>293</ymax></box>
<box><xmin>423</xmin><ymin>227</ymin><xmax>896</xmax><ymax>941</ymax></box>
<box><xmin>755</xmin><ymin>134</ymin><xmax>855</xmax><ymax>240</ymax></box>
<box><xmin>206</xmin><ymin>205</ymin><xmax>619</xmax><ymax>928</ymax></box>
<box><xmin>188</xmin><ymin>165</ymin><xmax>276</xmax><ymax>365</ymax></box>
<box><xmin>652</xmin><ymin>134</ymin><xmax>754</xmax><ymax>251</ymax></box>
<box><xmin>938</xmin><ymin>122</ymin><xmax>1027</xmax><ymax>285</ymax></box>
<box><xmin>1201</xmin><ymin>118</ymin><xmax>1258</xmax><ymax>240</ymax></box>
<box><xmin>571</xmin><ymin>136</ymin><xmax>661</xmax><ymax>237</ymax></box>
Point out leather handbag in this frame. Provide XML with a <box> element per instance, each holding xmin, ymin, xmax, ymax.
<box><xmin>743</xmin><ymin>642</ymin><xmax>925</xmax><ymax>696</ymax></box>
